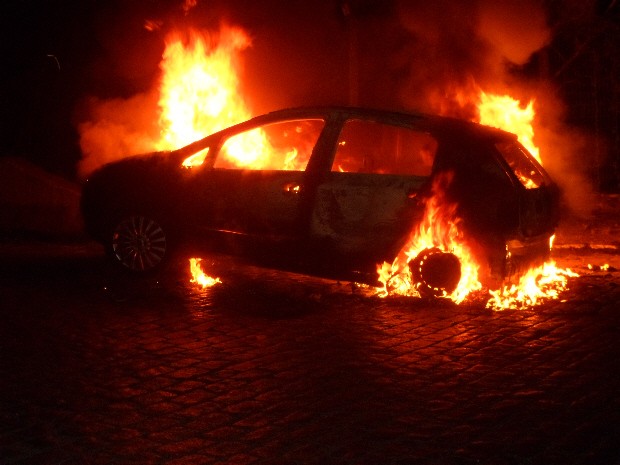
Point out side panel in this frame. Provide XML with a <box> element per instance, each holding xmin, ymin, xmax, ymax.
<box><xmin>310</xmin><ymin>172</ymin><xmax>427</xmax><ymax>265</ymax></box>
<box><xmin>189</xmin><ymin>169</ymin><xmax>305</xmax><ymax>238</ymax></box>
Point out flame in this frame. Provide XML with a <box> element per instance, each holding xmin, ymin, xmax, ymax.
<box><xmin>155</xmin><ymin>26</ymin><xmax>253</xmax><ymax>167</ymax></box>
<box><xmin>156</xmin><ymin>27</ymin><xmax>315</xmax><ymax>171</ymax></box>
<box><xmin>377</xmin><ymin>172</ymin><xmax>481</xmax><ymax>304</ymax></box>
<box><xmin>155</xmin><ymin>26</ymin><xmax>313</xmax><ymax>286</ymax></box>
<box><xmin>156</xmin><ymin>26</ymin><xmax>255</xmax><ymax>284</ymax></box>
<box><xmin>378</xmin><ymin>87</ymin><xmax>579</xmax><ymax>308</ymax></box>
<box><xmin>477</xmin><ymin>91</ymin><xmax>541</xmax><ymax>164</ymax></box>
<box><xmin>153</xmin><ymin>30</ymin><xmax>577</xmax><ymax>305</ymax></box>
<box><xmin>486</xmin><ymin>260</ymin><xmax>578</xmax><ymax>310</ymax></box>
<box><xmin>189</xmin><ymin>258</ymin><xmax>221</xmax><ymax>288</ymax></box>
<box><xmin>474</xmin><ymin>91</ymin><xmax>580</xmax><ymax>309</ymax></box>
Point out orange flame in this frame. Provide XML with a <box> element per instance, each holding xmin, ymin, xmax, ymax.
<box><xmin>486</xmin><ymin>260</ymin><xmax>578</xmax><ymax>310</ymax></box>
<box><xmin>189</xmin><ymin>258</ymin><xmax>221</xmax><ymax>288</ymax></box>
<box><xmin>377</xmin><ymin>172</ymin><xmax>481</xmax><ymax>304</ymax></box>
<box><xmin>474</xmin><ymin>92</ymin><xmax>579</xmax><ymax>309</ymax></box>
<box><xmin>156</xmin><ymin>26</ymin><xmax>254</xmax><ymax>284</ymax></box>
<box><xmin>155</xmin><ymin>26</ymin><xmax>253</xmax><ymax>167</ymax></box>
<box><xmin>477</xmin><ymin>91</ymin><xmax>541</xmax><ymax>164</ymax></box>
<box><xmin>379</xmin><ymin>87</ymin><xmax>578</xmax><ymax>308</ymax></box>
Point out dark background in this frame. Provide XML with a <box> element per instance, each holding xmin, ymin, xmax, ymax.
<box><xmin>0</xmin><ymin>0</ymin><xmax>619</xmax><ymax>191</ymax></box>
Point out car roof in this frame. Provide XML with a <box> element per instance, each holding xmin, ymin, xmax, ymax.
<box><xmin>231</xmin><ymin>106</ymin><xmax>516</xmax><ymax>140</ymax></box>
<box><xmin>171</xmin><ymin>105</ymin><xmax>516</xmax><ymax>160</ymax></box>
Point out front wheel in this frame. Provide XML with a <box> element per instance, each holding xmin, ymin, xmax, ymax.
<box><xmin>109</xmin><ymin>214</ymin><xmax>168</xmax><ymax>273</ymax></box>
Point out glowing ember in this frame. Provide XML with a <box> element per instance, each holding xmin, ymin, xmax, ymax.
<box><xmin>588</xmin><ymin>263</ymin><xmax>611</xmax><ymax>271</ymax></box>
<box><xmin>189</xmin><ymin>258</ymin><xmax>221</xmax><ymax>288</ymax></box>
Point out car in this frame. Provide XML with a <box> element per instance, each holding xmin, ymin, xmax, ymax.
<box><xmin>80</xmin><ymin>106</ymin><xmax>559</xmax><ymax>293</ymax></box>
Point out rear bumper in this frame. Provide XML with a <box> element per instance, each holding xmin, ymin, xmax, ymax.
<box><xmin>505</xmin><ymin>234</ymin><xmax>552</xmax><ymax>280</ymax></box>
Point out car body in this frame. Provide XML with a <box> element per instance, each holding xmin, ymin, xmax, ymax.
<box><xmin>81</xmin><ymin>106</ymin><xmax>559</xmax><ymax>289</ymax></box>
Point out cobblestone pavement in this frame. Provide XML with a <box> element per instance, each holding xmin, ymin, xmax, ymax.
<box><xmin>0</xmin><ymin>238</ymin><xmax>619</xmax><ymax>465</ymax></box>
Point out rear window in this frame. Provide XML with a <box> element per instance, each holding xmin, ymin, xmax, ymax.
<box><xmin>495</xmin><ymin>140</ymin><xmax>547</xmax><ymax>189</ymax></box>
<box><xmin>332</xmin><ymin>119</ymin><xmax>437</xmax><ymax>176</ymax></box>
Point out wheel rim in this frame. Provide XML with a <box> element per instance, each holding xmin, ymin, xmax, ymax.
<box><xmin>111</xmin><ymin>215</ymin><xmax>167</xmax><ymax>272</ymax></box>
<box><xmin>410</xmin><ymin>248</ymin><xmax>461</xmax><ymax>297</ymax></box>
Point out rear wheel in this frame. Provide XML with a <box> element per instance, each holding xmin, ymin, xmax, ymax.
<box><xmin>410</xmin><ymin>247</ymin><xmax>461</xmax><ymax>297</ymax></box>
<box><xmin>109</xmin><ymin>214</ymin><xmax>168</xmax><ymax>273</ymax></box>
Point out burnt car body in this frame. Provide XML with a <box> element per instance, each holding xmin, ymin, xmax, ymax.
<box><xmin>81</xmin><ymin>106</ymin><xmax>559</xmax><ymax>289</ymax></box>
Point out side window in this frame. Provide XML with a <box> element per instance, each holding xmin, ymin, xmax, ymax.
<box><xmin>332</xmin><ymin>119</ymin><xmax>437</xmax><ymax>176</ymax></box>
<box><xmin>214</xmin><ymin>119</ymin><xmax>325</xmax><ymax>170</ymax></box>
<box><xmin>495</xmin><ymin>140</ymin><xmax>547</xmax><ymax>189</ymax></box>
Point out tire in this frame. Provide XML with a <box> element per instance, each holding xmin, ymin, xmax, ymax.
<box><xmin>108</xmin><ymin>214</ymin><xmax>169</xmax><ymax>273</ymax></box>
<box><xmin>409</xmin><ymin>247</ymin><xmax>461</xmax><ymax>297</ymax></box>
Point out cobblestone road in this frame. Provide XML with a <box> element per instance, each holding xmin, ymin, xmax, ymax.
<box><xmin>1</xmin><ymin>243</ymin><xmax>619</xmax><ymax>465</ymax></box>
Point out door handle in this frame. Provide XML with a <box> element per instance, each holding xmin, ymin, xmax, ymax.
<box><xmin>283</xmin><ymin>182</ymin><xmax>302</xmax><ymax>194</ymax></box>
<box><xmin>407</xmin><ymin>188</ymin><xmax>419</xmax><ymax>200</ymax></box>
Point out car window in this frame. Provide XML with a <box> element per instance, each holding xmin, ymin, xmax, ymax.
<box><xmin>332</xmin><ymin>119</ymin><xmax>437</xmax><ymax>176</ymax></box>
<box><xmin>214</xmin><ymin>119</ymin><xmax>325</xmax><ymax>170</ymax></box>
<box><xmin>495</xmin><ymin>140</ymin><xmax>547</xmax><ymax>189</ymax></box>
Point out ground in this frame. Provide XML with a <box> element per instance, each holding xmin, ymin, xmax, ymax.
<box><xmin>0</xmin><ymin>196</ymin><xmax>619</xmax><ymax>465</ymax></box>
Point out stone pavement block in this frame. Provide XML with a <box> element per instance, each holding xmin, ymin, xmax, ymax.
<box><xmin>2</xmin><ymin>244</ymin><xmax>620</xmax><ymax>464</ymax></box>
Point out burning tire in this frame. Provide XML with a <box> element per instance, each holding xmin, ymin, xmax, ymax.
<box><xmin>108</xmin><ymin>214</ymin><xmax>169</xmax><ymax>273</ymax></box>
<box><xmin>410</xmin><ymin>248</ymin><xmax>461</xmax><ymax>297</ymax></box>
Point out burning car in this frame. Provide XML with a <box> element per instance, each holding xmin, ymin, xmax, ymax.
<box><xmin>81</xmin><ymin>106</ymin><xmax>559</xmax><ymax>294</ymax></box>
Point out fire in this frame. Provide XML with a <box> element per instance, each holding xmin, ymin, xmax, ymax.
<box><xmin>477</xmin><ymin>91</ymin><xmax>541</xmax><ymax>164</ymax></box>
<box><xmin>156</xmin><ymin>26</ymin><xmax>256</xmax><ymax>284</ymax></box>
<box><xmin>474</xmin><ymin>92</ymin><xmax>579</xmax><ymax>308</ymax></box>
<box><xmin>155</xmin><ymin>26</ymin><xmax>253</xmax><ymax>167</ymax></box>
<box><xmin>377</xmin><ymin>172</ymin><xmax>481</xmax><ymax>304</ymax></box>
<box><xmin>486</xmin><ymin>261</ymin><xmax>578</xmax><ymax>310</ymax></box>
<box><xmin>189</xmin><ymin>258</ymin><xmax>221</xmax><ymax>288</ymax></box>
<box><xmin>378</xmin><ymin>87</ymin><xmax>578</xmax><ymax>308</ymax></box>
<box><xmin>153</xmin><ymin>25</ymin><xmax>577</xmax><ymax>305</ymax></box>
<box><xmin>157</xmin><ymin>27</ymin><xmax>314</xmax><ymax>172</ymax></box>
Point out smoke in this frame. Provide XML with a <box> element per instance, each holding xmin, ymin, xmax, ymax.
<box><xmin>394</xmin><ymin>0</ymin><xmax>550</xmax><ymax>113</ymax></box>
<box><xmin>392</xmin><ymin>0</ymin><xmax>595</xmax><ymax>214</ymax></box>
<box><xmin>75</xmin><ymin>0</ymin><xmax>598</xmax><ymax>214</ymax></box>
<box><xmin>529</xmin><ymin>85</ymin><xmax>598</xmax><ymax>217</ymax></box>
<box><xmin>77</xmin><ymin>91</ymin><xmax>160</xmax><ymax>177</ymax></box>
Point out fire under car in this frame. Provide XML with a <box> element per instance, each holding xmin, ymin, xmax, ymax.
<box><xmin>80</xmin><ymin>106</ymin><xmax>559</xmax><ymax>295</ymax></box>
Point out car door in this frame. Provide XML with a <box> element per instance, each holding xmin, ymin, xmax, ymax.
<box><xmin>310</xmin><ymin>118</ymin><xmax>435</xmax><ymax>266</ymax></box>
<box><xmin>194</xmin><ymin>118</ymin><xmax>327</xmax><ymax>240</ymax></box>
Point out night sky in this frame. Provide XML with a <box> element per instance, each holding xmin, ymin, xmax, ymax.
<box><xmin>1</xmin><ymin>0</ymin><xmax>619</xmax><ymax>190</ymax></box>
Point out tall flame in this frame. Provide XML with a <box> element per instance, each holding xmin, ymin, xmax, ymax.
<box><xmin>477</xmin><ymin>91</ymin><xmax>540</xmax><ymax>164</ymax></box>
<box><xmin>156</xmin><ymin>26</ymin><xmax>251</xmax><ymax>151</ymax></box>
<box><xmin>155</xmin><ymin>26</ymin><xmax>255</xmax><ymax>284</ymax></box>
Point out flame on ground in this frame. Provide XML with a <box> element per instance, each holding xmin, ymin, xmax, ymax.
<box><xmin>189</xmin><ymin>258</ymin><xmax>221</xmax><ymax>288</ymax></box>
<box><xmin>486</xmin><ymin>261</ymin><xmax>578</xmax><ymax>310</ymax></box>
